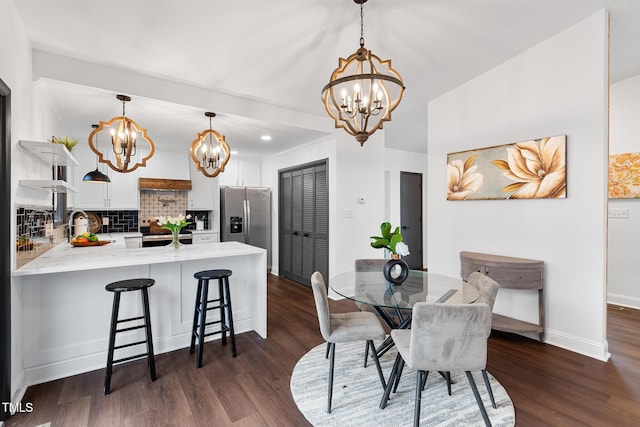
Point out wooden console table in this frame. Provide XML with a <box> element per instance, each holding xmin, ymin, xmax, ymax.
<box><xmin>460</xmin><ymin>251</ymin><xmax>544</xmax><ymax>341</ymax></box>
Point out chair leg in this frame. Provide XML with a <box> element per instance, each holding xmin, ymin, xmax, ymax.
<box><xmin>104</xmin><ymin>292</ymin><xmax>121</xmax><ymax>395</ymax></box>
<box><xmin>327</xmin><ymin>342</ymin><xmax>335</xmax><ymax>413</ymax></box>
<box><xmin>414</xmin><ymin>371</ymin><xmax>425</xmax><ymax>427</ymax></box>
<box><xmin>481</xmin><ymin>369</ymin><xmax>497</xmax><ymax>409</ymax></box>
<box><xmin>421</xmin><ymin>371</ymin><xmax>430</xmax><ymax>391</ymax></box>
<box><xmin>380</xmin><ymin>353</ymin><xmax>402</xmax><ymax>409</ymax></box>
<box><xmin>367</xmin><ymin>340</ymin><xmax>386</xmax><ymax>390</ymax></box>
<box><xmin>190</xmin><ymin>279</ymin><xmax>203</xmax><ymax>354</ymax></box>
<box><xmin>141</xmin><ymin>288</ymin><xmax>157</xmax><ymax>382</ymax></box>
<box><xmin>363</xmin><ymin>340</ymin><xmax>370</xmax><ymax>368</ymax></box>
<box><xmin>223</xmin><ymin>276</ymin><xmax>237</xmax><ymax>357</ymax></box>
<box><xmin>196</xmin><ymin>280</ymin><xmax>209</xmax><ymax>368</ymax></box>
<box><xmin>325</xmin><ymin>342</ymin><xmax>330</xmax><ymax>359</ymax></box>
<box><xmin>218</xmin><ymin>277</ymin><xmax>227</xmax><ymax>345</ymax></box>
<box><xmin>466</xmin><ymin>371</ymin><xmax>492</xmax><ymax>427</ymax></box>
<box><xmin>393</xmin><ymin>358</ymin><xmax>405</xmax><ymax>393</ymax></box>
<box><xmin>445</xmin><ymin>371</ymin><xmax>452</xmax><ymax>396</ymax></box>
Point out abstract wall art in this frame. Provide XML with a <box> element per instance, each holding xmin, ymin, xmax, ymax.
<box><xmin>447</xmin><ymin>135</ymin><xmax>567</xmax><ymax>200</ymax></box>
<box><xmin>609</xmin><ymin>152</ymin><xmax>640</xmax><ymax>199</ymax></box>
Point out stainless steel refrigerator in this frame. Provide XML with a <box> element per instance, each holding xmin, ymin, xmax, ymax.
<box><xmin>220</xmin><ymin>186</ymin><xmax>272</xmax><ymax>269</ymax></box>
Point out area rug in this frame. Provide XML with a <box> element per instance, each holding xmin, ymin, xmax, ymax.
<box><xmin>291</xmin><ymin>341</ymin><xmax>515</xmax><ymax>426</ymax></box>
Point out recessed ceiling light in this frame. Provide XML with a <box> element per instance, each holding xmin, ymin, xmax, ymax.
<box><xmin>261</xmin><ymin>135</ymin><xmax>272</xmax><ymax>141</ymax></box>
<box><xmin>230</xmin><ymin>150</ymin><xmax>238</xmax><ymax>155</ymax></box>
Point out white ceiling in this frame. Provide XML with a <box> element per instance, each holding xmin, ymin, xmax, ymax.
<box><xmin>12</xmin><ymin>0</ymin><xmax>640</xmax><ymax>156</ymax></box>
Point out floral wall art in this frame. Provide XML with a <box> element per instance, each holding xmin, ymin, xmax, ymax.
<box><xmin>447</xmin><ymin>135</ymin><xmax>567</xmax><ymax>200</ymax></box>
<box><xmin>608</xmin><ymin>152</ymin><xmax>640</xmax><ymax>198</ymax></box>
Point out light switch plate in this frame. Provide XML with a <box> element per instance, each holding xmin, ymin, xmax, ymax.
<box><xmin>342</xmin><ymin>209</ymin><xmax>354</xmax><ymax>218</ymax></box>
<box><xmin>608</xmin><ymin>208</ymin><xmax>628</xmax><ymax>218</ymax></box>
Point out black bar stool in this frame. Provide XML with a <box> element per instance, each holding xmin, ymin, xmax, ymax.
<box><xmin>104</xmin><ymin>278</ymin><xmax>157</xmax><ymax>395</ymax></box>
<box><xmin>190</xmin><ymin>269</ymin><xmax>237</xmax><ymax>368</ymax></box>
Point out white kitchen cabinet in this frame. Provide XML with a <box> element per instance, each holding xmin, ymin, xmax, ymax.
<box><xmin>74</xmin><ymin>147</ymin><xmax>138</xmax><ymax>210</ymax></box>
<box><xmin>188</xmin><ymin>158</ymin><xmax>219</xmax><ymax>210</ymax></box>
<box><xmin>191</xmin><ymin>231</ymin><xmax>219</xmax><ymax>244</ymax></box>
<box><xmin>137</xmin><ymin>150</ymin><xmax>190</xmax><ymax>180</ymax></box>
<box><xmin>218</xmin><ymin>159</ymin><xmax>261</xmax><ymax>187</ymax></box>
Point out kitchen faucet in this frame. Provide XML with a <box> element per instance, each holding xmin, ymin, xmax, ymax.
<box><xmin>68</xmin><ymin>210</ymin><xmax>88</xmax><ymax>242</ymax></box>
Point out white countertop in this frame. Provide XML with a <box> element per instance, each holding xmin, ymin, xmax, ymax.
<box><xmin>13</xmin><ymin>233</ymin><xmax>265</xmax><ymax>276</ymax></box>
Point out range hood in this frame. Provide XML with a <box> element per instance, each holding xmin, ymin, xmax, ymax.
<box><xmin>138</xmin><ymin>178</ymin><xmax>192</xmax><ymax>191</ymax></box>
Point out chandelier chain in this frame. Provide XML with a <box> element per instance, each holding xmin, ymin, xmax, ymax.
<box><xmin>359</xmin><ymin>2</ymin><xmax>365</xmax><ymax>47</ymax></box>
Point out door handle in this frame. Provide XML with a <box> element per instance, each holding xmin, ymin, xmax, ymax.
<box><xmin>402</xmin><ymin>226</ymin><xmax>409</xmax><ymax>229</ymax></box>
<box><xmin>303</xmin><ymin>233</ymin><xmax>309</xmax><ymax>237</ymax></box>
<box><xmin>293</xmin><ymin>231</ymin><xmax>299</xmax><ymax>236</ymax></box>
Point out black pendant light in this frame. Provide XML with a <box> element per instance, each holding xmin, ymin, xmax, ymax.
<box><xmin>83</xmin><ymin>124</ymin><xmax>111</xmax><ymax>183</ymax></box>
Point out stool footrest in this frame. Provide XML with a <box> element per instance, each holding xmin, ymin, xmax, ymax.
<box><xmin>204</xmin><ymin>329</ymin><xmax>229</xmax><ymax>338</ymax></box>
<box><xmin>113</xmin><ymin>353</ymin><xmax>149</xmax><ymax>365</ymax></box>
<box><xmin>114</xmin><ymin>340</ymin><xmax>147</xmax><ymax>350</ymax></box>
<box><xmin>117</xmin><ymin>315</ymin><xmax>144</xmax><ymax>324</ymax></box>
<box><xmin>115</xmin><ymin>324</ymin><xmax>147</xmax><ymax>333</ymax></box>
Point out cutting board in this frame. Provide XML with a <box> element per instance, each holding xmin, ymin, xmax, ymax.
<box><xmin>71</xmin><ymin>240</ymin><xmax>112</xmax><ymax>247</ymax></box>
<box><xmin>150</xmin><ymin>220</ymin><xmax>171</xmax><ymax>235</ymax></box>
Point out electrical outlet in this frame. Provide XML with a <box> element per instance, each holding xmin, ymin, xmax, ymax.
<box><xmin>608</xmin><ymin>208</ymin><xmax>628</xmax><ymax>219</ymax></box>
<box><xmin>102</xmin><ymin>217</ymin><xmax>110</xmax><ymax>225</ymax></box>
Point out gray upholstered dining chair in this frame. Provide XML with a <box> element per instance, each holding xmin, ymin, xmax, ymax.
<box><xmin>379</xmin><ymin>302</ymin><xmax>494</xmax><ymax>427</ymax></box>
<box><xmin>441</xmin><ymin>271</ymin><xmax>500</xmax><ymax>404</ymax></box>
<box><xmin>311</xmin><ymin>271</ymin><xmax>387</xmax><ymax>413</ymax></box>
<box><xmin>468</xmin><ymin>271</ymin><xmax>500</xmax><ymax>310</ymax></box>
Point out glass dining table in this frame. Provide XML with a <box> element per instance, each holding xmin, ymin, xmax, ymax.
<box><xmin>329</xmin><ymin>269</ymin><xmax>479</xmax><ymax>356</ymax></box>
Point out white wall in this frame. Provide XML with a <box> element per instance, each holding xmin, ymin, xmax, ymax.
<box><xmin>384</xmin><ymin>148</ymin><xmax>428</xmax><ymax>266</ymax></box>
<box><xmin>1</xmin><ymin>0</ymin><xmax>35</xmax><ymax>408</ymax></box>
<box><xmin>608</xmin><ymin>73</ymin><xmax>640</xmax><ymax>309</ymax></box>
<box><xmin>334</xmin><ymin>131</ymin><xmax>387</xmax><ymax>273</ymax></box>
<box><xmin>427</xmin><ymin>11</ymin><xmax>609</xmax><ymax>360</ymax></box>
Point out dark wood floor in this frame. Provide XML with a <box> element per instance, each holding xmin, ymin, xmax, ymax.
<box><xmin>5</xmin><ymin>275</ymin><xmax>640</xmax><ymax>426</ymax></box>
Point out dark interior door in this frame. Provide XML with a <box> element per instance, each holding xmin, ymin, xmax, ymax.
<box><xmin>279</xmin><ymin>160</ymin><xmax>328</xmax><ymax>286</ymax></box>
<box><xmin>400</xmin><ymin>172</ymin><xmax>423</xmax><ymax>270</ymax></box>
<box><xmin>1</xmin><ymin>78</ymin><xmax>12</xmax><ymax>421</ymax></box>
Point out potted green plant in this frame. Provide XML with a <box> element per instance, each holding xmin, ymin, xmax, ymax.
<box><xmin>370</xmin><ymin>222</ymin><xmax>410</xmax><ymax>258</ymax></box>
<box><xmin>50</xmin><ymin>136</ymin><xmax>78</xmax><ymax>152</ymax></box>
<box><xmin>370</xmin><ymin>222</ymin><xmax>410</xmax><ymax>285</ymax></box>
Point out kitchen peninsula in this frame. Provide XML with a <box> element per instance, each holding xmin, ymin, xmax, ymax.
<box><xmin>13</xmin><ymin>237</ymin><xmax>267</xmax><ymax>386</ymax></box>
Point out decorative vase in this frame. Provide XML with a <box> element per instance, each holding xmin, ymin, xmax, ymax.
<box><xmin>168</xmin><ymin>229</ymin><xmax>183</xmax><ymax>250</ymax></box>
<box><xmin>383</xmin><ymin>256</ymin><xmax>409</xmax><ymax>285</ymax></box>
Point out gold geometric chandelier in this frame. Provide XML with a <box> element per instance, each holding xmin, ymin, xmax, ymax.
<box><xmin>88</xmin><ymin>94</ymin><xmax>155</xmax><ymax>173</ymax></box>
<box><xmin>189</xmin><ymin>112</ymin><xmax>230</xmax><ymax>178</ymax></box>
<box><xmin>321</xmin><ymin>0</ymin><xmax>405</xmax><ymax>146</ymax></box>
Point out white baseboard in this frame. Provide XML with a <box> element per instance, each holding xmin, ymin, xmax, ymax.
<box><xmin>607</xmin><ymin>293</ymin><xmax>640</xmax><ymax>310</ymax></box>
<box><xmin>544</xmin><ymin>328</ymin><xmax>610</xmax><ymax>361</ymax></box>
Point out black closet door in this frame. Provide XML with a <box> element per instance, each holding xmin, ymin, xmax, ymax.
<box><xmin>279</xmin><ymin>160</ymin><xmax>328</xmax><ymax>286</ymax></box>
